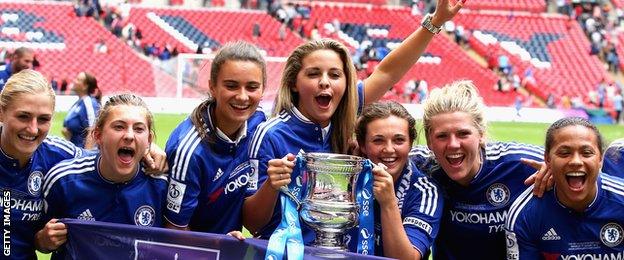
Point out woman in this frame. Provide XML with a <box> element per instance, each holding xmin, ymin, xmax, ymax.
<box><xmin>350</xmin><ymin>101</ymin><xmax>443</xmax><ymax>259</ymax></box>
<box><xmin>244</xmin><ymin>0</ymin><xmax>464</xmax><ymax>240</ymax></box>
<box><xmin>603</xmin><ymin>138</ymin><xmax>623</xmax><ymax>176</ymax></box>
<box><xmin>62</xmin><ymin>71</ymin><xmax>102</xmax><ymax>149</ymax></box>
<box><xmin>506</xmin><ymin>117</ymin><xmax>624</xmax><ymax>259</ymax></box>
<box><xmin>410</xmin><ymin>80</ymin><xmax>544</xmax><ymax>259</ymax></box>
<box><xmin>0</xmin><ymin>70</ymin><xmax>165</xmax><ymax>259</ymax></box>
<box><xmin>35</xmin><ymin>94</ymin><xmax>167</xmax><ymax>258</ymax></box>
<box><xmin>164</xmin><ymin>41</ymin><xmax>267</xmax><ymax>234</ymax></box>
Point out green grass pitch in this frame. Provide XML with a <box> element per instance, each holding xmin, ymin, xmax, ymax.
<box><xmin>36</xmin><ymin>112</ymin><xmax>622</xmax><ymax>259</ymax></box>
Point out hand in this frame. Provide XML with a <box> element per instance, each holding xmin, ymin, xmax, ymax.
<box><xmin>227</xmin><ymin>231</ymin><xmax>245</xmax><ymax>241</ymax></box>
<box><xmin>431</xmin><ymin>0</ymin><xmax>465</xmax><ymax>27</ymax></box>
<box><xmin>35</xmin><ymin>219</ymin><xmax>67</xmax><ymax>253</ymax></box>
<box><xmin>521</xmin><ymin>158</ymin><xmax>552</xmax><ymax>198</ymax></box>
<box><xmin>267</xmin><ymin>153</ymin><xmax>296</xmax><ymax>191</ymax></box>
<box><xmin>372</xmin><ymin>163</ymin><xmax>397</xmax><ymax>206</ymax></box>
<box><xmin>143</xmin><ymin>144</ymin><xmax>169</xmax><ymax>175</ymax></box>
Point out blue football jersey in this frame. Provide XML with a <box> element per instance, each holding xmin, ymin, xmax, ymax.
<box><xmin>42</xmin><ymin>154</ymin><xmax>167</xmax><ymax>259</ymax></box>
<box><xmin>0</xmin><ymin>136</ymin><xmax>82</xmax><ymax>259</ymax></box>
<box><xmin>410</xmin><ymin>142</ymin><xmax>544</xmax><ymax>260</ymax></box>
<box><xmin>346</xmin><ymin>161</ymin><xmax>443</xmax><ymax>257</ymax></box>
<box><xmin>164</xmin><ymin>106</ymin><xmax>266</xmax><ymax>234</ymax></box>
<box><xmin>0</xmin><ymin>64</ymin><xmax>12</xmax><ymax>91</ymax></box>
<box><xmin>603</xmin><ymin>139</ymin><xmax>623</xmax><ymax>177</ymax></box>
<box><xmin>247</xmin><ymin>83</ymin><xmax>364</xmax><ymax>241</ymax></box>
<box><xmin>63</xmin><ymin>96</ymin><xmax>100</xmax><ymax>148</ymax></box>
<box><xmin>506</xmin><ymin>174</ymin><xmax>624</xmax><ymax>260</ymax></box>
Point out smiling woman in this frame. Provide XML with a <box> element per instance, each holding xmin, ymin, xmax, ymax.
<box><xmin>35</xmin><ymin>93</ymin><xmax>167</xmax><ymax>258</ymax></box>
<box><xmin>410</xmin><ymin>80</ymin><xmax>545</xmax><ymax>259</ymax></box>
<box><xmin>505</xmin><ymin>117</ymin><xmax>624</xmax><ymax>259</ymax></box>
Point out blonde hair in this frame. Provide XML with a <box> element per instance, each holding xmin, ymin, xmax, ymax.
<box><xmin>272</xmin><ymin>39</ymin><xmax>358</xmax><ymax>153</ymax></box>
<box><xmin>422</xmin><ymin>80</ymin><xmax>487</xmax><ymax>142</ymax></box>
<box><xmin>0</xmin><ymin>69</ymin><xmax>55</xmax><ymax>111</ymax></box>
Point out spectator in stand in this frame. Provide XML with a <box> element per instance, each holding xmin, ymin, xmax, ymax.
<box><xmin>614</xmin><ymin>90</ymin><xmax>623</xmax><ymax>123</ymax></box>
<box><xmin>547</xmin><ymin>93</ymin><xmax>556</xmax><ymax>109</ymax></box>
<box><xmin>50</xmin><ymin>77</ymin><xmax>58</xmax><ymax>94</ymax></box>
<box><xmin>60</xmin><ymin>78</ymin><xmax>68</xmax><ymax>95</ymax></box>
<box><xmin>404</xmin><ymin>79</ymin><xmax>417</xmax><ymax>103</ymax></box>
<box><xmin>94</xmin><ymin>38</ymin><xmax>108</xmax><ymax>54</ymax></box>
<box><xmin>252</xmin><ymin>22</ymin><xmax>261</xmax><ymax>40</ymax></box>
<box><xmin>417</xmin><ymin>79</ymin><xmax>428</xmax><ymax>103</ymax></box>
<box><xmin>0</xmin><ymin>47</ymin><xmax>35</xmax><ymax>91</ymax></box>
<box><xmin>62</xmin><ymin>72</ymin><xmax>102</xmax><ymax>149</ymax></box>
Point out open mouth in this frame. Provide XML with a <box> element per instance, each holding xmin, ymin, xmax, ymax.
<box><xmin>18</xmin><ymin>134</ymin><xmax>37</xmax><ymax>142</ymax></box>
<box><xmin>118</xmin><ymin>147</ymin><xmax>136</xmax><ymax>164</ymax></box>
<box><xmin>446</xmin><ymin>153</ymin><xmax>464</xmax><ymax>167</ymax></box>
<box><xmin>315</xmin><ymin>93</ymin><xmax>332</xmax><ymax>108</ymax></box>
<box><xmin>565</xmin><ymin>172</ymin><xmax>586</xmax><ymax>190</ymax></box>
<box><xmin>230</xmin><ymin>103</ymin><xmax>251</xmax><ymax>111</ymax></box>
<box><xmin>379</xmin><ymin>157</ymin><xmax>398</xmax><ymax>166</ymax></box>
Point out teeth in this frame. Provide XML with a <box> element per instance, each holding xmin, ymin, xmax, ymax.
<box><xmin>566</xmin><ymin>172</ymin><xmax>586</xmax><ymax>177</ymax></box>
<box><xmin>380</xmin><ymin>158</ymin><xmax>397</xmax><ymax>163</ymax></box>
<box><xmin>231</xmin><ymin>104</ymin><xmax>249</xmax><ymax>109</ymax></box>
<box><xmin>19</xmin><ymin>135</ymin><xmax>36</xmax><ymax>141</ymax></box>
<box><xmin>447</xmin><ymin>154</ymin><xmax>463</xmax><ymax>159</ymax></box>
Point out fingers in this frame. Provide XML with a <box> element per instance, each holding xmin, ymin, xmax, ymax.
<box><xmin>523</xmin><ymin>173</ymin><xmax>536</xmax><ymax>186</ymax></box>
<box><xmin>40</xmin><ymin>219</ymin><xmax>68</xmax><ymax>251</ymax></box>
<box><xmin>227</xmin><ymin>231</ymin><xmax>246</xmax><ymax>241</ymax></box>
<box><xmin>521</xmin><ymin>158</ymin><xmax>543</xmax><ymax>170</ymax></box>
<box><xmin>267</xmin><ymin>156</ymin><xmax>296</xmax><ymax>190</ymax></box>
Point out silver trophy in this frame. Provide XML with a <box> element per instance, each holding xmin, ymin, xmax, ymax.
<box><xmin>297</xmin><ymin>152</ymin><xmax>366</xmax><ymax>251</ymax></box>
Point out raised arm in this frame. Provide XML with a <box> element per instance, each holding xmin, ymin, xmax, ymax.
<box><xmin>363</xmin><ymin>0</ymin><xmax>465</xmax><ymax>104</ymax></box>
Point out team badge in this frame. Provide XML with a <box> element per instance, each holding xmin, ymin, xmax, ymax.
<box><xmin>600</xmin><ymin>223</ymin><xmax>623</xmax><ymax>247</ymax></box>
<box><xmin>486</xmin><ymin>183</ymin><xmax>510</xmax><ymax>207</ymax></box>
<box><xmin>134</xmin><ymin>205</ymin><xmax>155</xmax><ymax>227</ymax></box>
<box><xmin>27</xmin><ymin>171</ymin><xmax>43</xmax><ymax>196</ymax></box>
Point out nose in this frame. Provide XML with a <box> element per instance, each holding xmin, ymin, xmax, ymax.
<box><xmin>448</xmin><ymin>135</ymin><xmax>460</xmax><ymax>148</ymax></box>
<box><xmin>319</xmin><ymin>73</ymin><xmax>330</xmax><ymax>89</ymax></box>
<box><xmin>237</xmin><ymin>88</ymin><xmax>249</xmax><ymax>102</ymax></box>
<box><xmin>382</xmin><ymin>140</ymin><xmax>395</xmax><ymax>153</ymax></box>
<box><xmin>569</xmin><ymin>152</ymin><xmax>583</xmax><ymax>166</ymax></box>
<box><xmin>25</xmin><ymin>118</ymin><xmax>38</xmax><ymax>134</ymax></box>
<box><xmin>123</xmin><ymin>129</ymin><xmax>135</xmax><ymax>142</ymax></box>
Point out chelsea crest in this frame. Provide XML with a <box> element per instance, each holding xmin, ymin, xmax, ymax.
<box><xmin>27</xmin><ymin>171</ymin><xmax>43</xmax><ymax>196</ymax></box>
<box><xmin>134</xmin><ymin>205</ymin><xmax>155</xmax><ymax>227</ymax></box>
<box><xmin>486</xmin><ymin>183</ymin><xmax>510</xmax><ymax>207</ymax></box>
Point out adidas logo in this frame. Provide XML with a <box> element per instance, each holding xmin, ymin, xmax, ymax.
<box><xmin>542</xmin><ymin>228</ymin><xmax>561</xmax><ymax>241</ymax></box>
<box><xmin>213</xmin><ymin>168</ymin><xmax>224</xmax><ymax>181</ymax></box>
<box><xmin>77</xmin><ymin>209</ymin><xmax>95</xmax><ymax>221</ymax></box>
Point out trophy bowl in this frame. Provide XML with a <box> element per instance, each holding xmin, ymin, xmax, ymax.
<box><xmin>299</xmin><ymin>152</ymin><xmax>365</xmax><ymax>251</ymax></box>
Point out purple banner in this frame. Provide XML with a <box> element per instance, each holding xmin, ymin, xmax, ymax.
<box><xmin>62</xmin><ymin>219</ymin><xmax>389</xmax><ymax>260</ymax></box>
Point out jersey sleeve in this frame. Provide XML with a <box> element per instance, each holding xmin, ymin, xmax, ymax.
<box><xmin>42</xmin><ymin>167</ymin><xmax>66</xmax><ymax>222</ymax></box>
<box><xmin>402</xmin><ymin>175</ymin><xmax>444</xmax><ymax>255</ymax></box>
<box><xmin>81</xmin><ymin>97</ymin><xmax>97</xmax><ymax>128</ymax></box>
<box><xmin>43</xmin><ymin>136</ymin><xmax>84</xmax><ymax>161</ymax></box>
<box><xmin>505</xmin><ymin>186</ymin><xmax>540</xmax><ymax>260</ymax></box>
<box><xmin>164</xmin><ymin>131</ymin><xmax>204</xmax><ymax>228</ymax></box>
<box><xmin>247</xmin><ymin>124</ymin><xmax>279</xmax><ymax>196</ymax></box>
<box><xmin>603</xmin><ymin>140</ymin><xmax>624</xmax><ymax>177</ymax></box>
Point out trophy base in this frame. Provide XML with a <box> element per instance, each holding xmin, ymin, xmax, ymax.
<box><xmin>311</xmin><ymin>231</ymin><xmax>347</xmax><ymax>252</ymax></box>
